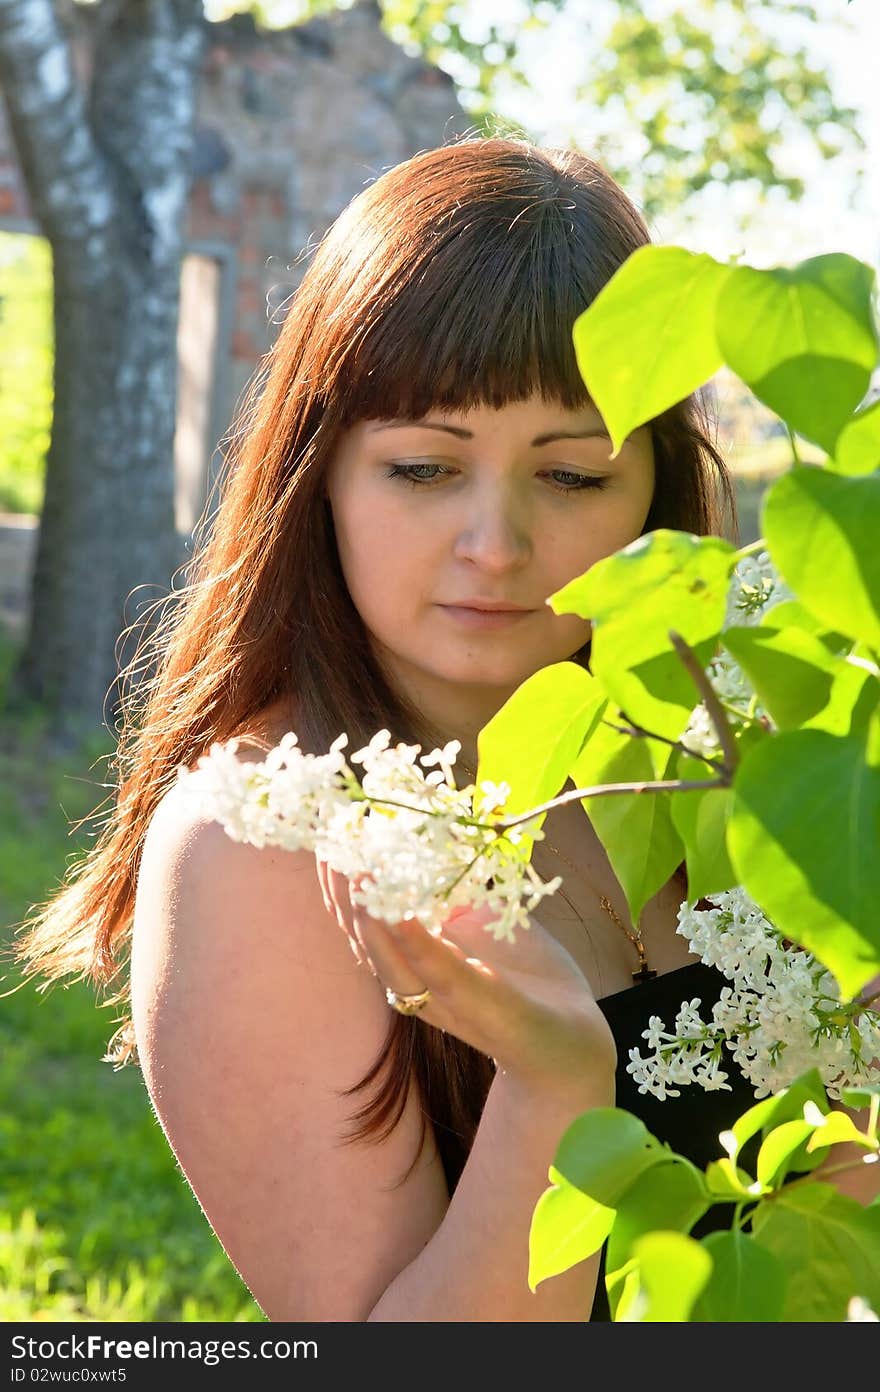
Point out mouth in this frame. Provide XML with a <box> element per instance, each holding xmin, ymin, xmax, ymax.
<box><xmin>439</xmin><ymin>600</ymin><xmax>535</xmax><ymax>613</ymax></box>
<box><xmin>436</xmin><ymin>605</ymin><xmax>536</xmax><ymax>628</ymax></box>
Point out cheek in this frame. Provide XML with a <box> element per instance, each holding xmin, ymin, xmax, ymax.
<box><xmin>334</xmin><ymin>502</ymin><xmax>427</xmax><ymax>613</ymax></box>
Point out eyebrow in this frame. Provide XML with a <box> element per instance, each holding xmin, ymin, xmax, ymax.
<box><xmin>366</xmin><ymin>420</ymin><xmax>612</xmax><ymax>446</ymax></box>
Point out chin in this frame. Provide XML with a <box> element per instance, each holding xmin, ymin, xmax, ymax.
<box><xmin>423</xmin><ymin>653</ymin><xmax>546</xmax><ymax>689</ymax></box>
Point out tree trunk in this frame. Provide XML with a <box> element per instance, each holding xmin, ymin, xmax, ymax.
<box><xmin>0</xmin><ymin>0</ymin><xmax>205</xmax><ymax>734</ymax></box>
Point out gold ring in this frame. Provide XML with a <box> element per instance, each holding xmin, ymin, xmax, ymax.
<box><xmin>385</xmin><ymin>985</ymin><xmax>431</xmax><ymax>1015</ymax></box>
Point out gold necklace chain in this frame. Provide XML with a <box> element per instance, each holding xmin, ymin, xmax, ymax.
<box><xmin>536</xmin><ymin>838</ymin><xmax>656</xmax><ymax>984</ymax></box>
<box><xmin>459</xmin><ymin>762</ymin><xmax>656</xmax><ymax>985</ymax></box>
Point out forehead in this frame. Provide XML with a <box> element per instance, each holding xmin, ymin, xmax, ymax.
<box><xmin>364</xmin><ymin>393</ymin><xmax>607</xmax><ymax>432</ymax></box>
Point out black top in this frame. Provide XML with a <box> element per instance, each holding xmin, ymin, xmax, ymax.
<box><xmin>589</xmin><ymin>960</ymin><xmax>758</xmax><ymax>1321</ymax></box>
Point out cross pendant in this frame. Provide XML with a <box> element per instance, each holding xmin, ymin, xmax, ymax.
<box><xmin>631</xmin><ymin>965</ymin><xmax>658</xmax><ymax>984</ymax></box>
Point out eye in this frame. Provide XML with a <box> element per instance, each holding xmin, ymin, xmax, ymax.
<box><xmin>384</xmin><ymin>462</ymin><xmax>451</xmax><ymax>487</ymax></box>
<box><xmin>543</xmin><ymin>470</ymin><xmax>611</xmax><ymax>494</ymax></box>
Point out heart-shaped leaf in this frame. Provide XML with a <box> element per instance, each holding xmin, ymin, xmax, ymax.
<box><xmin>692</xmin><ymin>1231</ymin><xmax>786</xmax><ymax>1322</ymax></box>
<box><xmin>570</xmin><ymin>724</ymin><xmax>684</xmax><ymax>927</ymax></box>
<box><xmin>670</xmin><ymin>753</ymin><xmax>737</xmax><ymax>901</ymax></box>
<box><xmin>721</xmin><ymin>624</ymin><xmax>838</xmax><ymax>729</ymax></box>
<box><xmin>716</xmin><ymin>254</ymin><xmax>878</xmax><ymax>453</ymax></box>
<box><xmin>751</xmin><ymin>1183</ymin><xmax>880</xmax><ymax>1321</ymax></box>
<box><xmin>829</xmin><ymin>405</ymin><xmax>880</xmax><ymax>477</ymax></box>
<box><xmin>762</xmin><ymin>464</ymin><xmax>880</xmax><ymax>651</ymax></box>
<box><xmin>572</xmin><ymin>246</ymin><xmax>731</xmax><ymax>457</ymax></box>
<box><xmin>476</xmin><ymin>661</ymin><xmax>607</xmax><ymax>860</ymax></box>
<box><xmin>605</xmin><ymin>1160</ymin><xmax>709</xmax><ymax>1319</ymax></box>
<box><xmin>528</xmin><ymin>1175</ymin><xmax>614</xmax><ymax>1291</ymax></box>
<box><xmin>616</xmin><ymin>1232</ymin><xmax>713</xmax><ymax>1321</ymax></box>
<box><xmin>550</xmin><ymin>530</ymin><xmax>735</xmax><ymax>743</ymax></box>
<box><xmin>728</xmin><ymin>724</ymin><xmax>880</xmax><ymax>997</ymax></box>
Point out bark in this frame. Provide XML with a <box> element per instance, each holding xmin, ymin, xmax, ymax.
<box><xmin>0</xmin><ymin>0</ymin><xmax>206</xmax><ymax>733</ymax></box>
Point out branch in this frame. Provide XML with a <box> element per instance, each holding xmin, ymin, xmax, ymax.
<box><xmin>0</xmin><ymin>0</ymin><xmax>113</xmax><ymax>246</ymax></box>
<box><xmin>734</xmin><ymin>537</ymin><xmax>767</xmax><ymax>561</ymax></box>
<box><xmin>495</xmin><ymin>774</ymin><xmax>727</xmax><ymax>831</ymax></box>
<box><xmin>668</xmin><ymin>629</ymin><xmax>740</xmax><ymax>775</ymax></box>
<box><xmin>601</xmin><ymin>715</ymin><xmax>724</xmax><ymax>772</ymax></box>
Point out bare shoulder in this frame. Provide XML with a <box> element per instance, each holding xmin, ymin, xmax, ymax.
<box><xmin>131</xmin><ymin>759</ymin><xmax>449</xmax><ymax>1321</ymax></box>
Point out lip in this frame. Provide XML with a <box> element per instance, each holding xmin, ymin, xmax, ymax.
<box><xmin>442</xmin><ymin>600</ymin><xmax>534</xmax><ymax>612</ymax></box>
<box><xmin>437</xmin><ymin>604</ymin><xmax>536</xmax><ymax>629</ymax></box>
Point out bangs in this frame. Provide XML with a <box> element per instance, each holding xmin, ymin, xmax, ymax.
<box><xmin>333</xmin><ymin>198</ymin><xmax>604</xmax><ymax>425</ymax></box>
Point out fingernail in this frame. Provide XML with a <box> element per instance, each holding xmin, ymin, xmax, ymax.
<box><xmin>444</xmin><ymin>904</ymin><xmax>471</xmax><ymax>923</ymax></box>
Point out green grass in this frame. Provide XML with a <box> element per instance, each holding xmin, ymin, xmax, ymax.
<box><xmin>0</xmin><ymin>635</ymin><xmax>265</xmax><ymax>1321</ymax></box>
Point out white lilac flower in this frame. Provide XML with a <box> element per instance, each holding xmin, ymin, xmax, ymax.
<box><xmin>847</xmin><ymin>1297</ymin><xmax>879</xmax><ymax>1322</ymax></box>
<box><xmin>681</xmin><ymin>550</ymin><xmax>793</xmax><ymax>759</ymax></box>
<box><xmin>177</xmin><ymin>730</ymin><xmax>560</xmax><ymax>944</ymax></box>
<box><xmin>625</xmin><ymin>886</ymin><xmax>880</xmax><ymax>1101</ymax></box>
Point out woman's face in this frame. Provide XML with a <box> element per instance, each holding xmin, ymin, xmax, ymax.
<box><xmin>325</xmin><ymin>392</ymin><xmax>655</xmax><ymax>756</ymax></box>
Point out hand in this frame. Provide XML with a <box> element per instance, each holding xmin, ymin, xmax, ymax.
<box><xmin>315</xmin><ymin>860</ymin><xmax>617</xmax><ymax>1095</ymax></box>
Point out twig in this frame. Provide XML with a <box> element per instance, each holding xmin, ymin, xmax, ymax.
<box><xmin>668</xmin><ymin>630</ymin><xmax>739</xmax><ymax>775</ymax></box>
<box><xmin>495</xmin><ymin>775</ymin><xmax>727</xmax><ymax>831</ymax></box>
<box><xmin>785</xmin><ymin>424</ymin><xmax>802</xmax><ymax>468</ymax></box>
<box><xmin>601</xmin><ymin>716</ymin><xmax>724</xmax><ymax>772</ymax></box>
<box><xmin>766</xmin><ymin>1153</ymin><xmax>879</xmax><ymax>1199</ymax></box>
<box><xmin>734</xmin><ymin>537</ymin><xmax>767</xmax><ymax>561</ymax></box>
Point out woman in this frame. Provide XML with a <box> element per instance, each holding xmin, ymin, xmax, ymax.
<box><xmin>15</xmin><ymin>137</ymin><xmax>748</xmax><ymax>1321</ymax></box>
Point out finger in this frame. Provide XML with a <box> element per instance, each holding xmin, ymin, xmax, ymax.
<box><xmin>385</xmin><ymin>915</ymin><xmax>494</xmax><ymax>1000</ymax></box>
<box><xmin>352</xmin><ymin>907</ymin><xmax>436</xmax><ymax>1002</ymax></box>
<box><xmin>344</xmin><ymin>870</ymin><xmax>443</xmax><ymax>999</ymax></box>
<box><xmin>382</xmin><ymin>916</ymin><xmax>514</xmax><ymax>1048</ymax></box>
<box><xmin>316</xmin><ymin>859</ymin><xmax>370</xmax><ymax>970</ymax></box>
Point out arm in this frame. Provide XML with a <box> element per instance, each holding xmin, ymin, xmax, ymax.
<box><xmin>131</xmin><ymin>785</ymin><xmax>613</xmax><ymax>1322</ymax></box>
<box><xmin>367</xmin><ymin>1067</ymin><xmax>612</xmax><ymax>1321</ymax></box>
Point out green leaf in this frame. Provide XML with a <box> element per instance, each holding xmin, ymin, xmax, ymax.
<box><xmin>759</xmin><ymin>599</ymin><xmax>852</xmax><ymax>658</ymax></box>
<box><xmin>762</xmin><ymin>466</ymin><xmax>880</xmax><ymax>651</ymax></box>
<box><xmin>604</xmin><ymin>1256</ymin><xmax>641</xmax><ymax>1321</ymax></box>
<box><xmin>571</xmin><ymin>245</ymin><xmax>731</xmax><ymax>457</ymax></box>
<box><xmin>551</xmin><ymin>1107</ymin><xmax>666</xmax><ymax>1205</ymax></box>
<box><xmin>570</xmin><ymin>729</ymin><xmax>684</xmax><ymax>927</ymax></box>
<box><xmin>550</xmin><ymin>529</ymin><xmax>736</xmax><ymax>744</ymax></box>
<box><xmin>616</xmin><ymin>1231</ymin><xmax>713</xmax><ymax>1322</ymax></box>
<box><xmin>528</xmin><ymin>1174</ymin><xmax>614</xmax><ymax>1290</ymax></box>
<box><xmin>705</xmin><ymin>1159</ymin><xmax>760</xmax><ymax>1199</ymax></box>
<box><xmin>475</xmin><ymin>661</ymin><xmax>607</xmax><ymax>860</ymax></box>
<box><xmin>735</xmin><ymin>617</ymin><xmax>880</xmax><ymax>740</ymax></box>
<box><xmin>841</xmin><ymin>1083</ymin><xmax>880</xmax><ymax>1110</ymax></box>
<box><xmin>692</xmin><ymin>1231</ymin><xmax>786</xmax><ymax>1322</ymax></box>
<box><xmin>721</xmin><ymin>624</ymin><xmax>837</xmax><ymax>729</ymax></box>
<box><xmin>829</xmin><ymin>404</ymin><xmax>880</xmax><ymax>477</ymax></box>
<box><xmin>756</xmin><ymin>1120</ymin><xmax>817</xmax><ymax>1187</ymax></box>
<box><xmin>724</xmin><ymin>1069</ymin><xmax>828</xmax><ymax>1163</ymax></box>
<box><xmin>605</xmin><ymin>1160</ymin><xmax>709</xmax><ymax>1319</ymax></box>
<box><xmin>728</xmin><ymin>724</ymin><xmax>880</xmax><ymax>997</ymax></box>
<box><xmin>670</xmin><ymin>753</ymin><xmax>737</xmax><ymax>900</ymax></box>
<box><xmin>716</xmin><ymin>254</ymin><xmax>878</xmax><ymax>453</ymax></box>
<box><xmin>805</xmin><ymin>1109</ymin><xmax>877</xmax><ymax>1153</ymax></box>
<box><xmin>751</xmin><ymin>1182</ymin><xmax>880</xmax><ymax>1320</ymax></box>
<box><xmin>800</xmin><ymin>658</ymin><xmax>880</xmax><ymax>739</ymax></box>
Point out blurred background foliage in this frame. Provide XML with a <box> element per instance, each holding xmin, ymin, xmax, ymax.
<box><xmin>0</xmin><ymin>234</ymin><xmax>52</xmax><ymax>514</ymax></box>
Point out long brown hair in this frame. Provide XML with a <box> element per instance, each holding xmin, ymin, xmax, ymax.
<box><xmin>10</xmin><ymin>137</ymin><xmax>737</xmax><ymax>1196</ymax></box>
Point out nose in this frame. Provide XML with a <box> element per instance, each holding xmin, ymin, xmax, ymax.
<box><xmin>451</xmin><ymin>480</ymin><xmax>533</xmax><ymax>572</ymax></box>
